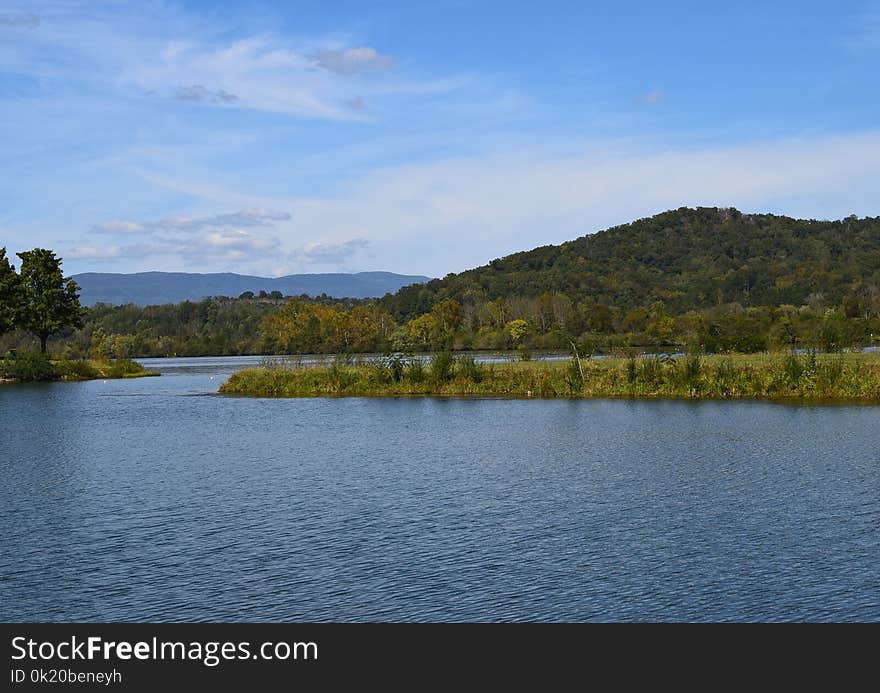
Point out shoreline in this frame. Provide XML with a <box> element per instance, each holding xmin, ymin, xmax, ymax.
<box><xmin>0</xmin><ymin>357</ymin><xmax>159</xmax><ymax>384</ymax></box>
<box><xmin>219</xmin><ymin>352</ymin><xmax>880</xmax><ymax>402</ymax></box>
<box><xmin>219</xmin><ymin>389</ymin><xmax>880</xmax><ymax>405</ymax></box>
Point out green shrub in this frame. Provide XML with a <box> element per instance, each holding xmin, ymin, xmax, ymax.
<box><xmin>387</xmin><ymin>354</ymin><xmax>406</xmax><ymax>383</ymax></box>
<box><xmin>430</xmin><ymin>351</ymin><xmax>454</xmax><ymax>384</ymax></box>
<box><xmin>818</xmin><ymin>356</ymin><xmax>844</xmax><ymax>389</ymax></box>
<box><xmin>566</xmin><ymin>357</ymin><xmax>584</xmax><ymax>392</ymax></box>
<box><xmin>679</xmin><ymin>353</ymin><xmax>703</xmax><ymax>391</ymax></box>
<box><xmin>712</xmin><ymin>358</ymin><xmax>739</xmax><ymax>395</ymax></box>
<box><xmin>625</xmin><ymin>355</ymin><xmax>637</xmax><ymax>384</ymax></box>
<box><xmin>364</xmin><ymin>358</ymin><xmax>393</xmax><ymax>385</ymax></box>
<box><xmin>782</xmin><ymin>351</ymin><xmax>804</xmax><ymax>384</ymax></box>
<box><xmin>456</xmin><ymin>354</ymin><xmax>484</xmax><ymax>382</ymax></box>
<box><xmin>0</xmin><ymin>351</ymin><xmax>57</xmax><ymax>381</ymax></box>
<box><xmin>327</xmin><ymin>361</ymin><xmax>355</xmax><ymax>391</ymax></box>
<box><xmin>55</xmin><ymin>359</ymin><xmax>100</xmax><ymax>380</ymax></box>
<box><xmin>405</xmin><ymin>359</ymin><xmax>425</xmax><ymax>383</ymax></box>
<box><xmin>639</xmin><ymin>355</ymin><xmax>674</xmax><ymax>386</ymax></box>
<box><xmin>104</xmin><ymin>359</ymin><xmax>147</xmax><ymax>378</ymax></box>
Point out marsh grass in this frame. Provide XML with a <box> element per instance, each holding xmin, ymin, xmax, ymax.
<box><xmin>220</xmin><ymin>350</ymin><xmax>880</xmax><ymax>401</ymax></box>
<box><xmin>1</xmin><ymin>352</ymin><xmax>157</xmax><ymax>382</ymax></box>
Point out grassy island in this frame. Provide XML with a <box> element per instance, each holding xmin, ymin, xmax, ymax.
<box><xmin>0</xmin><ymin>352</ymin><xmax>157</xmax><ymax>383</ymax></box>
<box><xmin>219</xmin><ymin>351</ymin><xmax>880</xmax><ymax>402</ymax></box>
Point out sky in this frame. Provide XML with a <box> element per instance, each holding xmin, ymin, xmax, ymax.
<box><xmin>1</xmin><ymin>1</ymin><xmax>880</xmax><ymax>278</ymax></box>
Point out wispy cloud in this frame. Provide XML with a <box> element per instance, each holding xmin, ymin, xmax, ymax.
<box><xmin>77</xmin><ymin>206</ymin><xmax>377</xmax><ymax>272</ymax></box>
<box><xmin>1</xmin><ymin>7</ymin><xmax>412</xmax><ymax>121</ymax></box>
<box><xmin>67</xmin><ymin>245</ymin><xmax>122</xmax><ymax>260</ymax></box>
<box><xmin>123</xmin><ymin>38</ymin><xmax>403</xmax><ymax>119</ymax></box>
<box><xmin>71</xmin><ymin>231</ymin><xmax>283</xmax><ymax>268</ymax></box>
<box><xmin>264</xmin><ymin>129</ymin><xmax>880</xmax><ymax>275</ymax></box>
<box><xmin>315</xmin><ymin>47</ymin><xmax>393</xmax><ymax>75</ymax></box>
<box><xmin>92</xmin><ymin>220</ymin><xmax>147</xmax><ymax>235</ymax></box>
<box><xmin>87</xmin><ymin>129</ymin><xmax>880</xmax><ymax>276</ymax></box>
<box><xmin>72</xmin><ymin>229</ymin><xmax>370</xmax><ymax>274</ymax></box>
<box><xmin>82</xmin><ymin>208</ymin><xmax>294</xmax><ymax>270</ymax></box>
<box><xmin>183</xmin><ymin>228</ymin><xmax>282</xmax><ymax>262</ymax></box>
<box><xmin>174</xmin><ymin>84</ymin><xmax>238</xmax><ymax>103</ymax></box>
<box><xmin>94</xmin><ymin>209</ymin><xmax>290</xmax><ymax>235</ymax></box>
<box><xmin>8</xmin><ymin>2</ymin><xmax>880</xmax><ymax>280</ymax></box>
<box><xmin>294</xmin><ymin>238</ymin><xmax>371</xmax><ymax>264</ymax></box>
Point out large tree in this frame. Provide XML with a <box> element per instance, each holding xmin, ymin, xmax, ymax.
<box><xmin>16</xmin><ymin>249</ymin><xmax>84</xmax><ymax>353</ymax></box>
<box><xmin>0</xmin><ymin>247</ymin><xmax>24</xmax><ymax>336</ymax></box>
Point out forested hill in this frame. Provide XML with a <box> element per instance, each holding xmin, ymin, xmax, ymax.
<box><xmin>382</xmin><ymin>207</ymin><xmax>880</xmax><ymax>319</ymax></box>
<box><xmin>73</xmin><ymin>270</ymin><xmax>430</xmax><ymax>306</ymax></box>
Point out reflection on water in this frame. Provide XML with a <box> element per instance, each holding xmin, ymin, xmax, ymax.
<box><xmin>1</xmin><ymin>356</ymin><xmax>878</xmax><ymax>622</ymax></box>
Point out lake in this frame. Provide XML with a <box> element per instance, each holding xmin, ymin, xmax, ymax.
<box><xmin>1</xmin><ymin>355</ymin><xmax>878</xmax><ymax>622</ymax></box>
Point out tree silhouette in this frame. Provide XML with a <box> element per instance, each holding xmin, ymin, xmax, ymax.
<box><xmin>16</xmin><ymin>249</ymin><xmax>84</xmax><ymax>353</ymax></box>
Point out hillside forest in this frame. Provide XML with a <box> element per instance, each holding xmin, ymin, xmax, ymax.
<box><xmin>3</xmin><ymin>208</ymin><xmax>880</xmax><ymax>358</ymax></box>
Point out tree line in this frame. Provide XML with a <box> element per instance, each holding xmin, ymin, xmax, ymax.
<box><xmin>5</xmin><ymin>205</ymin><xmax>880</xmax><ymax>359</ymax></box>
<box><xmin>4</xmin><ymin>287</ymin><xmax>879</xmax><ymax>359</ymax></box>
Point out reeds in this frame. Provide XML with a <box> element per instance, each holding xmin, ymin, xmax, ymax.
<box><xmin>220</xmin><ymin>351</ymin><xmax>880</xmax><ymax>401</ymax></box>
<box><xmin>1</xmin><ymin>352</ymin><xmax>156</xmax><ymax>382</ymax></box>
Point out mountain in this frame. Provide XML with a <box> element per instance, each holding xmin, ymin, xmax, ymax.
<box><xmin>382</xmin><ymin>207</ymin><xmax>880</xmax><ymax>319</ymax></box>
<box><xmin>73</xmin><ymin>271</ymin><xmax>430</xmax><ymax>306</ymax></box>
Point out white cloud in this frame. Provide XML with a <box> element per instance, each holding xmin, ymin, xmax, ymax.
<box><xmin>315</xmin><ymin>47</ymin><xmax>393</xmax><ymax>75</ymax></box>
<box><xmin>9</xmin><ymin>3</ymin><xmax>880</xmax><ymax>279</ymax></box>
<box><xmin>124</xmin><ymin>37</ymin><xmax>399</xmax><ymax>119</ymax></box>
<box><xmin>1</xmin><ymin>6</ymin><xmax>409</xmax><ymax>121</ymax></box>
<box><xmin>93</xmin><ymin>220</ymin><xmax>147</xmax><ymax>235</ymax></box>
<box><xmin>75</xmin><ymin>207</ymin><xmax>373</xmax><ymax>273</ymax></box>
<box><xmin>72</xmin><ymin>232</ymin><xmax>283</xmax><ymax>269</ymax></box>
<box><xmin>208</xmin><ymin>209</ymin><xmax>291</xmax><ymax>227</ymax></box>
<box><xmin>174</xmin><ymin>84</ymin><xmax>238</xmax><ymax>103</ymax></box>
<box><xmin>80</xmin><ymin>208</ymin><xmax>294</xmax><ymax>271</ymax></box>
<box><xmin>200</xmin><ymin>229</ymin><xmax>280</xmax><ymax>253</ymax></box>
<box><xmin>94</xmin><ymin>209</ymin><xmax>290</xmax><ymax>235</ymax></box>
<box><xmin>267</xmin><ymin>130</ymin><xmax>880</xmax><ymax>275</ymax></box>
<box><xmin>100</xmin><ymin>130</ymin><xmax>880</xmax><ymax>276</ymax></box>
<box><xmin>295</xmin><ymin>238</ymin><xmax>371</xmax><ymax>263</ymax></box>
<box><xmin>67</xmin><ymin>245</ymin><xmax>122</xmax><ymax>260</ymax></box>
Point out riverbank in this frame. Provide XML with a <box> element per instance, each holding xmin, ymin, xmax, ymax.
<box><xmin>0</xmin><ymin>354</ymin><xmax>158</xmax><ymax>383</ymax></box>
<box><xmin>219</xmin><ymin>351</ymin><xmax>880</xmax><ymax>401</ymax></box>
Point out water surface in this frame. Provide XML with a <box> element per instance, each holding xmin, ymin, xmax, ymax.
<box><xmin>1</xmin><ymin>356</ymin><xmax>878</xmax><ymax>622</ymax></box>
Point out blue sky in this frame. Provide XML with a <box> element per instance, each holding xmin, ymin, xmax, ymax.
<box><xmin>2</xmin><ymin>1</ymin><xmax>880</xmax><ymax>277</ymax></box>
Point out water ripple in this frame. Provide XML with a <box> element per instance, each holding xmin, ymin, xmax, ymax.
<box><xmin>1</xmin><ymin>360</ymin><xmax>878</xmax><ymax>622</ymax></box>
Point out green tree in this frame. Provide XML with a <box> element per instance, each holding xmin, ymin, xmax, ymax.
<box><xmin>404</xmin><ymin>313</ymin><xmax>438</xmax><ymax>349</ymax></box>
<box><xmin>16</xmin><ymin>249</ymin><xmax>84</xmax><ymax>353</ymax></box>
<box><xmin>428</xmin><ymin>299</ymin><xmax>463</xmax><ymax>349</ymax></box>
<box><xmin>505</xmin><ymin>319</ymin><xmax>529</xmax><ymax>345</ymax></box>
<box><xmin>0</xmin><ymin>247</ymin><xmax>24</xmax><ymax>335</ymax></box>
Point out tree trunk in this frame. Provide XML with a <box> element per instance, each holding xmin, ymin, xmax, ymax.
<box><xmin>40</xmin><ymin>334</ymin><xmax>48</xmax><ymax>354</ymax></box>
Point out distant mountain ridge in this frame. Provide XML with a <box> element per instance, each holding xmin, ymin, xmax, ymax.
<box><xmin>73</xmin><ymin>271</ymin><xmax>430</xmax><ymax>306</ymax></box>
